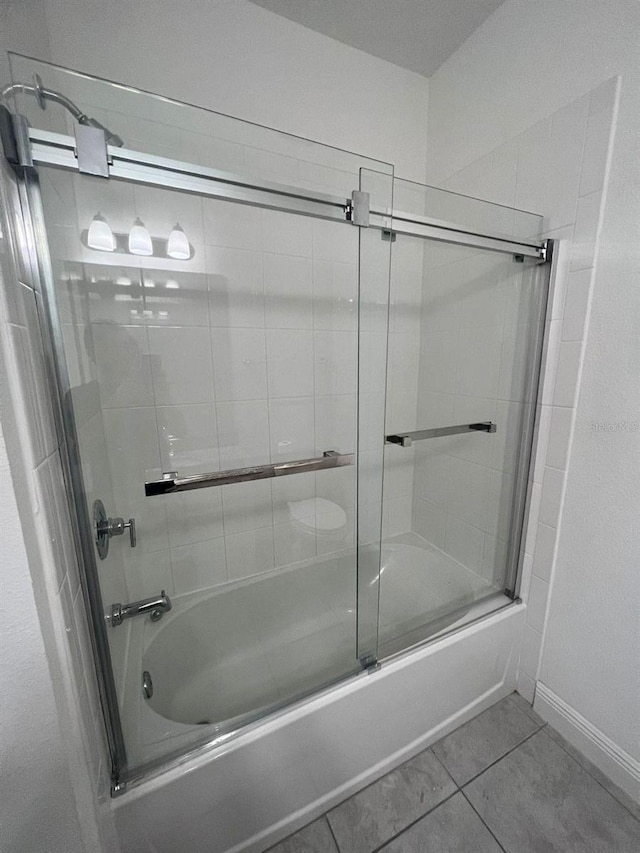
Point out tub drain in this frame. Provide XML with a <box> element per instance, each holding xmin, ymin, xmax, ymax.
<box><xmin>142</xmin><ymin>670</ymin><xmax>153</xmax><ymax>699</ymax></box>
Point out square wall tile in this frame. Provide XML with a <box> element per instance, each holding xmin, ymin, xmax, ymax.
<box><xmin>156</xmin><ymin>403</ymin><xmax>218</xmax><ymax>474</ymax></box>
<box><xmin>313</xmin><ymin>260</ymin><xmax>357</xmax><ymax>332</ymax></box>
<box><xmin>226</xmin><ymin>528</ymin><xmax>275</xmax><ymax>580</ymax></box>
<box><xmin>539</xmin><ymin>320</ymin><xmax>562</xmax><ymax>407</ymax></box>
<box><xmin>141</xmin><ymin>272</ymin><xmax>209</xmax><ymax>328</ymax></box>
<box><xmin>546</xmin><ymin>406</ymin><xmax>573</xmax><ymax>470</ymax></box>
<box><xmin>207</xmin><ymin>247</ymin><xmax>265</xmax><ymax>328</ymax></box>
<box><xmin>456</xmin><ymin>325</ymin><xmax>502</xmax><ymax>399</ymax></box>
<box><xmin>315</xmin><ymin>395</ymin><xmax>356</xmax><ymax>455</ymax></box>
<box><xmin>216</xmin><ymin>400</ymin><xmax>270</xmax><ymax>469</ymax></box>
<box><xmin>418</xmin><ymin>329</ymin><xmax>459</xmax><ymax>395</ymax></box>
<box><xmin>449</xmin><ymin>457</ymin><xmax>490</xmax><ymax>529</ymax></box>
<box><xmin>274</xmin><ymin>521</ymin><xmax>316</xmax><ymax>567</ymax></box>
<box><xmin>562</xmin><ymin>268</ymin><xmax>592</xmax><ymax>341</ymax></box>
<box><xmin>314</xmin><ymin>330</ymin><xmax>357</xmax><ymax>396</ymax></box>
<box><xmin>524</xmin><ymin>482</ymin><xmax>542</xmax><ymax>556</ymax></box>
<box><xmin>526</xmin><ymin>575</ymin><xmax>549</xmax><ymax>632</ymax></box>
<box><xmin>579</xmin><ymin>107</ymin><xmax>614</xmax><ymax>197</ymax></box>
<box><xmin>123</xmin><ymin>549</ymin><xmax>173</xmax><ymax>600</ymax></box>
<box><xmin>211</xmin><ymin>327</ymin><xmax>267</xmax><ymax>402</ymax></box>
<box><xmin>312</xmin><ymin>219</ymin><xmax>358</xmax><ymax>264</ymax></box>
<box><xmin>269</xmin><ymin>397</ymin><xmax>315</xmax><ymax>461</ymax></box>
<box><xmin>222</xmin><ymin>480</ymin><xmax>273</xmax><ymax>534</ymax></box>
<box><xmin>92</xmin><ymin>324</ymin><xmax>154</xmax><ymax>408</ymax></box>
<box><xmin>202</xmin><ymin>198</ymin><xmax>261</xmax><ymax>251</ymax></box>
<box><xmin>272</xmin><ymin>472</ymin><xmax>316</xmax><ymax>524</ymax></box>
<box><xmin>539</xmin><ymin>466</ymin><xmax>565</xmax><ymax>528</ymax></box>
<box><xmin>261</xmin><ymin>209</ymin><xmax>312</xmax><ymax>258</ymax></box>
<box><xmin>532</xmin><ymin>522</ymin><xmax>557</xmax><ymax>583</ymax></box>
<box><xmin>171</xmin><ymin>538</ymin><xmax>227</xmax><ymax>595</ymax></box>
<box><xmin>148</xmin><ymin>326</ymin><xmax>214</xmax><ymax>405</ymax></box>
<box><xmin>414</xmin><ymin>499</ymin><xmax>446</xmax><ymax>549</ymax></box>
<box><xmin>264</xmin><ymin>253</ymin><xmax>313</xmax><ymax>329</ymax></box>
<box><xmin>570</xmin><ymin>190</ymin><xmax>602</xmax><ymax>271</ymax></box>
<box><xmin>266</xmin><ymin>329</ymin><xmax>314</xmax><ymax>398</ymax></box>
<box><xmin>167</xmin><ymin>489</ymin><xmax>224</xmax><ymax>548</ymax></box>
<box><xmin>545</xmin><ymin>94</ymin><xmax>589</xmax><ymax>230</ymax></box>
<box><xmin>445</xmin><ymin>514</ymin><xmax>484</xmax><ymax>572</ymax></box>
<box><xmin>552</xmin><ymin>341</ymin><xmax>582</xmax><ymax>407</ymax></box>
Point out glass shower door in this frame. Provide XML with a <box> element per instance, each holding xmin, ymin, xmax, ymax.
<box><xmin>39</xmin><ymin>167</ymin><xmax>370</xmax><ymax>763</ymax></box>
<box><xmin>377</xmin><ymin>178</ymin><xmax>549</xmax><ymax>657</ymax></box>
<box><xmin>13</xmin><ymin>53</ymin><xmax>393</xmax><ymax>784</ymax></box>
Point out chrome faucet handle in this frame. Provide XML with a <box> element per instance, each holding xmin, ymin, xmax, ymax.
<box><xmin>94</xmin><ymin>500</ymin><xmax>136</xmax><ymax>559</ymax></box>
<box><xmin>119</xmin><ymin>517</ymin><xmax>136</xmax><ymax>548</ymax></box>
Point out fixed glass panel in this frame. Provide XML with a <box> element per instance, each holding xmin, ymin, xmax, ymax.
<box><xmin>356</xmin><ymin>169</ymin><xmax>393</xmax><ymax>663</ymax></box>
<box><xmin>379</xmin><ymin>178</ymin><xmax>547</xmax><ymax>657</ymax></box>
<box><xmin>17</xmin><ymin>55</ymin><xmax>392</xmax><ymax>785</ymax></box>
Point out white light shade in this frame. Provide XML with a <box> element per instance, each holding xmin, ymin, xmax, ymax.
<box><xmin>128</xmin><ymin>218</ymin><xmax>153</xmax><ymax>256</ymax></box>
<box><xmin>166</xmin><ymin>223</ymin><xmax>190</xmax><ymax>260</ymax></box>
<box><xmin>87</xmin><ymin>213</ymin><xmax>115</xmax><ymax>252</ymax></box>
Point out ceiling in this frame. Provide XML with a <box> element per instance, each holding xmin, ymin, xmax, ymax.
<box><xmin>248</xmin><ymin>0</ymin><xmax>504</xmax><ymax>77</ymax></box>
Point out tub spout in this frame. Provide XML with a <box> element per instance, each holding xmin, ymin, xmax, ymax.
<box><xmin>110</xmin><ymin>590</ymin><xmax>172</xmax><ymax>627</ymax></box>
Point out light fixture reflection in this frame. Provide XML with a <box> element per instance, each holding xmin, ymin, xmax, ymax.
<box><xmin>128</xmin><ymin>218</ymin><xmax>153</xmax><ymax>256</ymax></box>
<box><xmin>166</xmin><ymin>223</ymin><xmax>190</xmax><ymax>259</ymax></box>
<box><xmin>165</xmin><ymin>279</ymin><xmax>180</xmax><ymax>289</ymax></box>
<box><xmin>87</xmin><ymin>213</ymin><xmax>115</xmax><ymax>252</ymax></box>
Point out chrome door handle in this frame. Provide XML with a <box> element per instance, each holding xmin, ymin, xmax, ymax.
<box><xmin>386</xmin><ymin>422</ymin><xmax>497</xmax><ymax>448</ymax></box>
<box><xmin>145</xmin><ymin>450</ymin><xmax>354</xmax><ymax>496</ymax></box>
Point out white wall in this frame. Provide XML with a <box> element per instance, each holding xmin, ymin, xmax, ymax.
<box><xmin>0</xmin><ymin>0</ymin><xmax>51</xmax><ymax>83</ymax></box>
<box><xmin>0</xmin><ymin>6</ymin><xmax>99</xmax><ymax>852</ymax></box>
<box><xmin>41</xmin><ymin>0</ymin><xmax>429</xmax><ymax>182</ymax></box>
<box><xmin>0</xmin><ymin>421</ymin><xmax>86</xmax><ymax>853</ymax></box>
<box><xmin>427</xmin><ymin>0</ymin><xmax>640</xmax><ymax>795</ymax></box>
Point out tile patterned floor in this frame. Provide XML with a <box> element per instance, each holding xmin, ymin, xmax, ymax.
<box><xmin>266</xmin><ymin>692</ymin><xmax>640</xmax><ymax>853</ymax></box>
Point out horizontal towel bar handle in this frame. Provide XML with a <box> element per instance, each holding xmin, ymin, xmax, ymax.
<box><xmin>385</xmin><ymin>422</ymin><xmax>497</xmax><ymax>448</ymax></box>
<box><xmin>145</xmin><ymin>450</ymin><xmax>354</xmax><ymax>496</ymax></box>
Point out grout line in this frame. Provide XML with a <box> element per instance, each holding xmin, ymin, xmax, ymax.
<box><xmin>429</xmin><ymin>746</ymin><xmax>460</xmax><ymax>790</ymax></box>
<box><xmin>324</xmin><ymin>814</ymin><xmax>342</xmax><ymax>853</ymax></box>
<box><xmin>366</xmin><ymin>789</ymin><xmax>462</xmax><ymax>853</ymax></box>
<box><xmin>460</xmin><ymin>788</ymin><xmax>510</xmax><ymax>853</ymax></box>
<box><xmin>460</xmin><ymin>722</ymin><xmax>546</xmax><ymax>789</ymax></box>
<box><xmin>540</xmin><ymin>727</ymin><xmax>640</xmax><ymax>825</ymax></box>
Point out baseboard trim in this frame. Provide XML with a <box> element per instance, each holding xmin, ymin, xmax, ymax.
<box><xmin>534</xmin><ymin>682</ymin><xmax>640</xmax><ymax>802</ymax></box>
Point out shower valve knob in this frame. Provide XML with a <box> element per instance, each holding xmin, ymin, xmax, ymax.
<box><xmin>93</xmin><ymin>499</ymin><xmax>136</xmax><ymax>560</ymax></box>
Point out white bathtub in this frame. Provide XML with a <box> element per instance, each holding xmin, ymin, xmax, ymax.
<box><xmin>113</xmin><ymin>540</ymin><xmax>522</xmax><ymax>853</ymax></box>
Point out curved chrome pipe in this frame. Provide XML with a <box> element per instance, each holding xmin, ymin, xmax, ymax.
<box><xmin>1</xmin><ymin>74</ymin><xmax>124</xmax><ymax>146</ymax></box>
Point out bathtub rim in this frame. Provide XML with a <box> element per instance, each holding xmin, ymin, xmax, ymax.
<box><xmin>111</xmin><ymin>591</ymin><xmax>519</xmax><ymax>798</ymax></box>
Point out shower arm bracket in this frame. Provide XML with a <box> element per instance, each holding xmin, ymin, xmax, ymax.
<box><xmin>75</xmin><ymin>124</ymin><xmax>110</xmax><ymax>177</ymax></box>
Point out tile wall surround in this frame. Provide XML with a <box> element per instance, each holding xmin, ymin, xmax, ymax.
<box><xmin>0</xmin><ymin>157</ymin><xmax>118</xmax><ymax>848</ymax></box>
<box><xmin>439</xmin><ymin>78</ymin><xmax>620</xmax><ymax>703</ymax></box>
